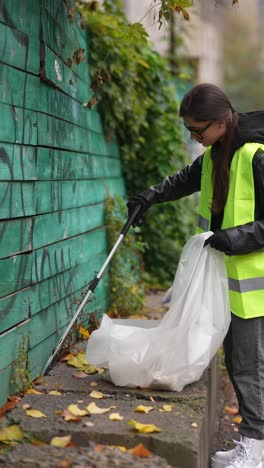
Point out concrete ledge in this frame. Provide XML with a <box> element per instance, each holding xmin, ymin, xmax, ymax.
<box><xmin>3</xmin><ymin>342</ymin><xmax>218</xmax><ymax>468</ymax></box>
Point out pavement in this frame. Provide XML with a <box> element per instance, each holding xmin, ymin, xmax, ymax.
<box><xmin>0</xmin><ymin>292</ymin><xmax>218</xmax><ymax>467</ymax></box>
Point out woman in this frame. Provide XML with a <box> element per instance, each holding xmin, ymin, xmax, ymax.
<box><xmin>127</xmin><ymin>84</ymin><xmax>264</xmax><ymax>468</ymax></box>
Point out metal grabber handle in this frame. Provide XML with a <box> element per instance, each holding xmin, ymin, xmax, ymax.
<box><xmin>42</xmin><ymin>205</ymin><xmax>141</xmax><ymax>375</ymax></box>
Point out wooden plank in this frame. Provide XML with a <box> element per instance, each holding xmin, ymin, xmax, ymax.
<box><xmin>41</xmin><ymin>45</ymin><xmax>91</xmax><ymax>104</ymax></box>
<box><xmin>0</xmin><ymin>363</ymin><xmax>13</xmax><ymax>407</ymax></box>
<box><xmin>0</xmin><ymin>143</ymin><xmax>122</xmax><ymax>182</ymax></box>
<box><xmin>0</xmin><ymin>102</ymin><xmax>38</xmax><ymax>146</ymax></box>
<box><xmin>0</xmin><ymin>178</ymin><xmax>123</xmax><ymax>219</ymax></box>
<box><xmin>35</xmin><ymin>147</ymin><xmax>122</xmax><ymax>180</ymax></box>
<box><xmin>0</xmin><ymin>250</ymin><xmax>109</xmax><ymax>333</ymax></box>
<box><xmin>0</xmin><ymin>253</ymin><xmax>32</xmax><ymax>298</ymax></box>
<box><xmin>0</xmin><ymin>286</ymin><xmax>31</xmax><ymax>334</ymax></box>
<box><xmin>0</xmin><ymin>182</ymin><xmax>35</xmax><ymax>219</ymax></box>
<box><xmin>0</xmin><ymin>64</ymin><xmax>104</xmax><ymax>134</ymax></box>
<box><xmin>41</xmin><ymin>6</ymin><xmax>89</xmax><ymax>83</ymax></box>
<box><xmin>0</xmin><ymin>217</ymin><xmax>32</xmax><ymax>260</ymax></box>
<box><xmin>0</xmin><ymin>22</ymin><xmax>39</xmax><ymax>74</ymax></box>
<box><xmin>0</xmin><ymin>143</ymin><xmax>36</xmax><ymax>181</ymax></box>
<box><xmin>32</xmin><ymin>203</ymin><xmax>105</xmax><ymax>250</ymax></box>
<box><xmin>32</xmin><ymin>228</ymin><xmax>107</xmax><ymax>282</ymax></box>
<box><xmin>0</xmin><ymin>62</ymin><xmax>26</xmax><ymax>108</ymax></box>
<box><xmin>0</xmin><ymin>320</ymin><xmax>29</xmax><ymax>371</ymax></box>
<box><xmin>35</xmin><ymin>179</ymin><xmax>105</xmax><ymax>214</ymax></box>
<box><xmin>37</xmin><ymin>111</ymin><xmax>89</xmax><ymax>153</ymax></box>
<box><xmin>30</xmin><ymin>253</ymin><xmax>109</xmax><ymax>318</ymax></box>
<box><xmin>0</xmin><ymin>0</ymin><xmax>40</xmax><ymax>37</ymax></box>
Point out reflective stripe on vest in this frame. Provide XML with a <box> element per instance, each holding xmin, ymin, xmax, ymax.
<box><xmin>197</xmin><ymin>142</ymin><xmax>264</xmax><ymax>319</ymax></box>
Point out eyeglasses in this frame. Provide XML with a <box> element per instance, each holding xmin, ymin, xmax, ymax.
<box><xmin>183</xmin><ymin>121</ymin><xmax>213</xmax><ymax>140</ymax></box>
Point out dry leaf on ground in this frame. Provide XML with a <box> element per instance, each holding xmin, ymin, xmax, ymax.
<box><xmin>67</xmin><ymin>404</ymin><xmax>88</xmax><ymax>417</ymax></box>
<box><xmin>128</xmin><ymin>443</ymin><xmax>152</xmax><ymax>458</ymax></box>
<box><xmin>78</xmin><ymin>326</ymin><xmax>90</xmax><ymax>340</ymax></box>
<box><xmin>224</xmin><ymin>405</ymin><xmax>239</xmax><ymax>415</ymax></box>
<box><xmin>0</xmin><ymin>425</ymin><xmax>24</xmax><ymax>442</ymax></box>
<box><xmin>60</xmin><ymin>353</ymin><xmax>75</xmax><ymax>362</ymax></box>
<box><xmin>73</xmin><ymin>371</ymin><xmax>89</xmax><ymax>379</ymax></box>
<box><xmin>67</xmin><ymin>352</ymin><xmax>104</xmax><ymax>374</ymax></box>
<box><xmin>84</xmin><ymin>421</ymin><xmax>94</xmax><ymax>427</ymax></box>
<box><xmin>159</xmin><ymin>405</ymin><xmax>172</xmax><ymax>412</ymax></box>
<box><xmin>26</xmin><ymin>409</ymin><xmax>47</xmax><ymax>418</ymax></box>
<box><xmin>61</xmin><ymin>409</ymin><xmax>81</xmax><ymax>422</ymax></box>
<box><xmin>134</xmin><ymin>405</ymin><xmax>154</xmax><ymax>414</ymax></box>
<box><xmin>191</xmin><ymin>422</ymin><xmax>198</xmax><ymax>428</ymax></box>
<box><xmin>109</xmin><ymin>445</ymin><xmax>127</xmax><ymax>452</ymax></box>
<box><xmin>25</xmin><ymin>388</ymin><xmax>44</xmax><ymax>395</ymax></box>
<box><xmin>128</xmin><ymin>419</ymin><xmax>160</xmax><ymax>433</ymax></box>
<box><xmin>86</xmin><ymin>402</ymin><xmax>116</xmax><ymax>415</ymax></box>
<box><xmin>89</xmin><ymin>390</ymin><xmax>104</xmax><ymax>399</ymax></box>
<box><xmin>50</xmin><ymin>435</ymin><xmax>72</xmax><ymax>447</ymax></box>
<box><xmin>22</xmin><ymin>404</ymin><xmax>31</xmax><ymax>410</ymax></box>
<box><xmin>48</xmin><ymin>391</ymin><xmax>62</xmax><ymax>396</ymax></box>
<box><xmin>90</xmin><ymin>381</ymin><xmax>98</xmax><ymax>387</ymax></box>
<box><xmin>0</xmin><ymin>397</ymin><xmax>21</xmax><ymax>419</ymax></box>
<box><xmin>233</xmin><ymin>416</ymin><xmax>242</xmax><ymax>424</ymax></box>
<box><xmin>109</xmin><ymin>413</ymin><xmax>124</xmax><ymax>421</ymax></box>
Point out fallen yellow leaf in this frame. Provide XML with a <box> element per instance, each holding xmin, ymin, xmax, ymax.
<box><xmin>48</xmin><ymin>391</ymin><xmax>62</xmax><ymax>396</ymax></box>
<box><xmin>90</xmin><ymin>381</ymin><xmax>98</xmax><ymax>387</ymax></box>
<box><xmin>26</xmin><ymin>409</ymin><xmax>47</xmax><ymax>418</ymax></box>
<box><xmin>191</xmin><ymin>422</ymin><xmax>198</xmax><ymax>428</ymax></box>
<box><xmin>159</xmin><ymin>405</ymin><xmax>172</xmax><ymax>412</ymax></box>
<box><xmin>128</xmin><ymin>419</ymin><xmax>160</xmax><ymax>433</ymax></box>
<box><xmin>78</xmin><ymin>326</ymin><xmax>90</xmax><ymax>340</ymax></box>
<box><xmin>89</xmin><ymin>390</ymin><xmax>104</xmax><ymax>399</ymax></box>
<box><xmin>67</xmin><ymin>353</ymin><xmax>97</xmax><ymax>373</ymax></box>
<box><xmin>86</xmin><ymin>402</ymin><xmax>116</xmax><ymax>415</ymax></box>
<box><xmin>50</xmin><ymin>435</ymin><xmax>72</xmax><ymax>447</ymax></box>
<box><xmin>109</xmin><ymin>413</ymin><xmax>124</xmax><ymax>421</ymax></box>
<box><xmin>67</xmin><ymin>404</ymin><xmax>88</xmax><ymax>417</ymax></box>
<box><xmin>109</xmin><ymin>445</ymin><xmax>127</xmax><ymax>452</ymax></box>
<box><xmin>0</xmin><ymin>425</ymin><xmax>24</xmax><ymax>442</ymax></box>
<box><xmin>135</xmin><ymin>405</ymin><xmax>154</xmax><ymax>414</ymax></box>
<box><xmin>73</xmin><ymin>371</ymin><xmax>89</xmax><ymax>379</ymax></box>
<box><xmin>61</xmin><ymin>353</ymin><xmax>75</xmax><ymax>361</ymax></box>
<box><xmin>233</xmin><ymin>416</ymin><xmax>242</xmax><ymax>425</ymax></box>
<box><xmin>25</xmin><ymin>389</ymin><xmax>43</xmax><ymax>395</ymax></box>
<box><xmin>84</xmin><ymin>421</ymin><xmax>94</xmax><ymax>427</ymax></box>
<box><xmin>22</xmin><ymin>404</ymin><xmax>31</xmax><ymax>410</ymax></box>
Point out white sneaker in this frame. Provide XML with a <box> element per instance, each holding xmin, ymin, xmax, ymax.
<box><xmin>225</xmin><ymin>436</ymin><xmax>264</xmax><ymax>468</ymax></box>
<box><xmin>211</xmin><ymin>444</ymin><xmax>238</xmax><ymax>467</ymax></box>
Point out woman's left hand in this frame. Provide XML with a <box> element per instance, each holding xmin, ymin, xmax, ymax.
<box><xmin>204</xmin><ymin>230</ymin><xmax>232</xmax><ymax>253</ymax></box>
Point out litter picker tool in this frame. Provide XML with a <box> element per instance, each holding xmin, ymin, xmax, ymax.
<box><xmin>42</xmin><ymin>205</ymin><xmax>141</xmax><ymax>375</ymax></box>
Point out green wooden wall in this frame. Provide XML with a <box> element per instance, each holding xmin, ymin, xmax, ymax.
<box><xmin>0</xmin><ymin>0</ymin><xmax>125</xmax><ymax>406</ymax></box>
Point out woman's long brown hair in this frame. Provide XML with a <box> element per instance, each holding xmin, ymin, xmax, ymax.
<box><xmin>179</xmin><ymin>83</ymin><xmax>238</xmax><ymax>215</ymax></box>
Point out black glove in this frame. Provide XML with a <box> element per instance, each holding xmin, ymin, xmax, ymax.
<box><xmin>204</xmin><ymin>230</ymin><xmax>232</xmax><ymax>254</ymax></box>
<box><xmin>127</xmin><ymin>193</ymin><xmax>153</xmax><ymax>227</ymax></box>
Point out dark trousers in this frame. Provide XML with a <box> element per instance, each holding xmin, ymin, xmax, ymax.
<box><xmin>223</xmin><ymin>313</ymin><xmax>264</xmax><ymax>440</ymax></box>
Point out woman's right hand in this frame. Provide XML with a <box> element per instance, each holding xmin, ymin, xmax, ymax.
<box><xmin>127</xmin><ymin>194</ymin><xmax>152</xmax><ymax>227</ymax></box>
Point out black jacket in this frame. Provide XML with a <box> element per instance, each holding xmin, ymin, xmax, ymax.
<box><xmin>143</xmin><ymin>112</ymin><xmax>264</xmax><ymax>255</ymax></box>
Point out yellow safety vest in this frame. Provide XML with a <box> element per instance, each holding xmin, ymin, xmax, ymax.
<box><xmin>197</xmin><ymin>142</ymin><xmax>264</xmax><ymax>319</ymax></box>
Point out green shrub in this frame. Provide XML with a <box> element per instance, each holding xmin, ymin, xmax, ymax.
<box><xmin>78</xmin><ymin>0</ymin><xmax>196</xmax><ymax>285</ymax></box>
<box><xmin>105</xmin><ymin>196</ymin><xmax>145</xmax><ymax>316</ymax></box>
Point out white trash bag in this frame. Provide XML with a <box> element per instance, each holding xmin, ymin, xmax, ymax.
<box><xmin>86</xmin><ymin>232</ymin><xmax>230</xmax><ymax>391</ymax></box>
